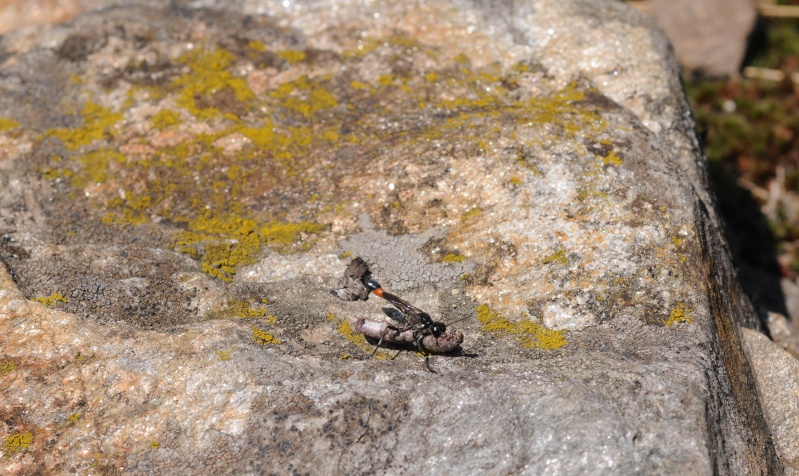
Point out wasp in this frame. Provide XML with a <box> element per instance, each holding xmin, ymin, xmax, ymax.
<box><xmin>332</xmin><ymin>258</ymin><xmax>464</xmax><ymax>371</ymax></box>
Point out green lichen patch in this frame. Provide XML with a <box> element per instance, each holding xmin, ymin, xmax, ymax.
<box><xmin>4</xmin><ymin>431</ymin><xmax>33</xmax><ymax>455</ymax></box>
<box><xmin>35</xmin><ymin>293</ymin><xmax>68</xmax><ymax>306</ymax></box>
<box><xmin>476</xmin><ymin>304</ymin><xmax>568</xmax><ymax>350</ymax></box>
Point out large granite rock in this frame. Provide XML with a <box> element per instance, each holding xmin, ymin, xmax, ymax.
<box><xmin>742</xmin><ymin>328</ymin><xmax>799</xmax><ymax>475</ymax></box>
<box><xmin>647</xmin><ymin>0</ymin><xmax>757</xmax><ymax>77</ymax></box>
<box><xmin>0</xmin><ymin>0</ymin><xmax>782</xmax><ymax>474</ymax></box>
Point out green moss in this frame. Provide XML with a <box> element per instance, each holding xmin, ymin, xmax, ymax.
<box><xmin>542</xmin><ymin>248</ymin><xmax>568</xmax><ymax>265</ymax></box>
<box><xmin>252</xmin><ymin>327</ymin><xmax>282</xmax><ymax>346</ymax></box>
<box><xmin>35</xmin><ymin>293</ymin><xmax>68</xmax><ymax>306</ymax></box>
<box><xmin>0</xmin><ymin>117</ymin><xmax>20</xmax><ymax>131</ymax></box>
<box><xmin>151</xmin><ymin>110</ymin><xmax>182</xmax><ymax>130</ymax></box>
<box><xmin>4</xmin><ymin>431</ymin><xmax>33</xmax><ymax>455</ymax></box>
<box><xmin>662</xmin><ymin>303</ymin><xmax>693</xmax><ymax>328</ymax></box>
<box><xmin>476</xmin><ymin>304</ymin><xmax>568</xmax><ymax>350</ymax></box>
<box><xmin>47</xmin><ymin>101</ymin><xmax>123</xmax><ymax>150</ymax></box>
<box><xmin>0</xmin><ymin>359</ymin><xmax>18</xmax><ymax>375</ymax></box>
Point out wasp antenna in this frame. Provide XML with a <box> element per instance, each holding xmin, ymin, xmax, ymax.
<box><xmin>444</xmin><ymin>315</ymin><xmax>472</xmax><ymax>326</ymax></box>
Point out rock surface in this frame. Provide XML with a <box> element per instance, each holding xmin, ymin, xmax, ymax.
<box><xmin>0</xmin><ymin>0</ymin><xmax>782</xmax><ymax>474</ymax></box>
<box><xmin>742</xmin><ymin>328</ymin><xmax>799</xmax><ymax>475</ymax></box>
<box><xmin>647</xmin><ymin>0</ymin><xmax>757</xmax><ymax>77</ymax></box>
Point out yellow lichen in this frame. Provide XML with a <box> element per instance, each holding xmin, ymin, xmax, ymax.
<box><xmin>440</xmin><ymin>253</ymin><xmax>467</xmax><ymax>263</ymax></box>
<box><xmin>0</xmin><ymin>117</ymin><xmax>20</xmax><ymax>131</ymax></box>
<box><xmin>215</xmin><ymin>349</ymin><xmax>232</xmax><ymax>361</ymax></box>
<box><xmin>150</xmin><ymin>441</ymin><xmax>161</xmax><ymax>449</ymax></box>
<box><xmin>172</xmin><ymin>48</ymin><xmax>255</xmax><ymax>120</ymax></box>
<box><xmin>602</xmin><ymin>150</ymin><xmax>622</xmax><ymax>166</ymax></box>
<box><xmin>173</xmin><ymin>212</ymin><xmax>324</xmax><ymax>281</ymax></box>
<box><xmin>0</xmin><ymin>359</ymin><xmax>18</xmax><ymax>375</ymax></box>
<box><xmin>271</xmin><ymin>75</ymin><xmax>338</xmax><ymax>119</ymax></box>
<box><xmin>476</xmin><ymin>304</ymin><xmax>568</xmax><ymax>350</ymax></box>
<box><xmin>542</xmin><ymin>248</ymin><xmax>568</xmax><ymax>265</ymax></box>
<box><xmin>208</xmin><ymin>299</ymin><xmax>267</xmax><ymax>319</ymax></box>
<box><xmin>247</xmin><ymin>40</ymin><xmax>265</xmax><ymax>52</ymax></box>
<box><xmin>461</xmin><ymin>207</ymin><xmax>482</xmax><ymax>222</ymax></box>
<box><xmin>337</xmin><ymin>320</ymin><xmax>391</xmax><ymax>359</ymax></box>
<box><xmin>72</xmin><ymin>148</ymin><xmax>127</xmax><ymax>187</ymax></box>
<box><xmin>350</xmin><ymin>80</ymin><xmax>372</xmax><ymax>91</ymax></box>
<box><xmin>35</xmin><ymin>293</ymin><xmax>68</xmax><ymax>306</ymax></box>
<box><xmin>47</xmin><ymin>101</ymin><xmax>123</xmax><ymax>150</ymax></box>
<box><xmin>151</xmin><ymin>110</ymin><xmax>182</xmax><ymax>130</ymax></box>
<box><xmin>277</xmin><ymin>49</ymin><xmax>307</xmax><ymax>64</ymax></box>
<box><xmin>252</xmin><ymin>327</ymin><xmax>282</xmax><ymax>346</ymax></box>
<box><xmin>663</xmin><ymin>303</ymin><xmax>693</xmax><ymax>328</ymax></box>
<box><xmin>4</xmin><ymin>431</ymin><xmax>33</xmax><ymax>455</ymax></box>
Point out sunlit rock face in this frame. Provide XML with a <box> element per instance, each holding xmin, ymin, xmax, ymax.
<box><xmin>0</xmin><ymin>1</ymin><xmax>781</xmax><ymax>474</ymax></box>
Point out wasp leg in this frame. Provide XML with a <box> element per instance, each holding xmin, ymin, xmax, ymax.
<box><xmin>371</xmin><ymin>328</ymin><xmax>388</xmax><ymax>356</ymax></box>
<box><xmin>414</xmin><ymin>333</ymin><xmax>436</xmax><ymax>373</ymax></box>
